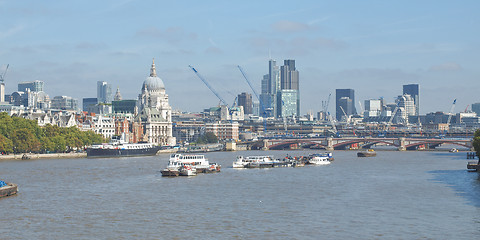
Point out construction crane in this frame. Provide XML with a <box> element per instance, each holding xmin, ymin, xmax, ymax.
<box><xmin>324</xmin><ymin>93</ymin><xmax>331</xmax><ymax>113</ymax></box>
<box><xmin>327</xmin><ymin>112</ymin><xmax>338</xmax><ymax>136</ymax></box>
<box><xmin>358</xmin><ymin>100</ymin><xmax>364</xmax><ymax>116</ymax></box>
<box><xmin>237</xmin><ymin>65</ymin><xmax>268</xmax><ymax>131</ymax></box>
<box><xmin>0</xmin><ymin>64</ymin><xmax>9</xmax><ymax>83</ymax></box>
<box><xmin>237</xmin><ymin>65</ymin><xmax>266</xmax><ymax>115</ymax></box>
<box><xmin>189</xmin><ymin>65</ymin><xmax>229</xmax><ymax>107</ymax></box>
<box><xmin>446</xmin><ymin>99</ymin><xmax>457</xmax><ymax>126</ymax></box>
<box><xmin>339</xmin><ymin>106</ymin><xmax>351</xmax><ymax>124</ymax></box>
<box><xmin>388</xmin><ymin>104</ymin><xmax>399</xmax><ymax>124</ymax></box>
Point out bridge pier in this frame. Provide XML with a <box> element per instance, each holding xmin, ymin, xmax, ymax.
<box><xmin>398</xmin><ymin>137</ymin><xmax>406</xmax><ymax>151</ymax></box>
<box><xmin>326</xmin><ymin>137</ymin><xmax>334</xmax><ymax>151</ymax></box>
<box><xmin>262</xmin><ymin>139</ymin><xmax>269</xmax><ymax>150</ymax></box>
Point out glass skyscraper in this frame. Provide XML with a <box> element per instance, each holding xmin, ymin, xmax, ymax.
<box><xmin>335</xmin><ymin>89</ymin><xmax>356</xmax><ymax>121</ymax></box>
<box><xmin>403</xmin><ymin>84</ymin><xmax>419</xmax><ymax>116</ymax></box>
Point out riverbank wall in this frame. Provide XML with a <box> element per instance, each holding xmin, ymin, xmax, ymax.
<box><xmin>0</xmin><ymin>152</ymin><xmax>87</xmax><ymax>161</ymax></box>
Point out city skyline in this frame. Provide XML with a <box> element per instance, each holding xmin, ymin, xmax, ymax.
<box><xmin>1</xmin><ymin>1</ymin><xmax>479</xmax><ymax>114</ymax></box>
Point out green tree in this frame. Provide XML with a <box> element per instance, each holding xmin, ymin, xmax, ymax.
<box><xmin>196</xmin><ymin>132</ymin><xmax>218</xmax><ymax>144</ymax></box>
<box><xmin>473</xmin><ymin>129</ymin><xmax>480</xmax><ymax>159</ymax></box>
<box><xmin>40</xmin><ymin>137</ymin><xmax>55</xmax><ymax>153</ymax></box>
<box><xmin>52</xmin><ymin>136</ymin><xmax>67</xmax><ymax>153</ymax></box>
<box><xmin>0</xmin><ymin>134</ymin><xmax>13</xmax><ymax>154</ymax></box>
<box><xmin>10</xmin><ymin>129</ymin><xmax>41</xmax><ymax>153</ymax></box>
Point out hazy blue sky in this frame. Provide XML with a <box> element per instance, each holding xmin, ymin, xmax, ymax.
<box><xmin>1</xmin><ymin>0</ymin><xmax>479</xmax><ymax>114</ymax></box>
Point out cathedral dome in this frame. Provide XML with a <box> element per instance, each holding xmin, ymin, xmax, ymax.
<box><xmin>142</xmin><ymin>59</ymin><xmax>165</xmax><ymax>91</ymax></box>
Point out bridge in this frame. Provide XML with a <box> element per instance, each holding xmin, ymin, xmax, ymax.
<box><xmin>247</xmin><ymin>137</ymin><xmax>473</xmax><ymax>151</ymax></box>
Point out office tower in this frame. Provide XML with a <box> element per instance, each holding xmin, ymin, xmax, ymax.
<box><xmin>403</xmin><ymin>84</ymin><xmax>419</xmax><ymax>115</ymax></box>
<box><xmin>280</xmin><ymin>59</ymin><xmax>300</xmax><ymax>116</ymax></box>
<box><xmin>396</xmin><ymin>94</ymin><xmax>415</xmax><ymax>117</ymax></box>
<box><xmin>337</xmin><ymin>97</ymin><xmax>353</xmax><ymax>121</ymax></box>
<box><xmin>335</xmin><ymin>89</ymin><xmax>356</xmax><ymax>121</ymax></box>
<box><xmin>237</xmin><ymin>92</ymin><xmax>253</xmax><ymax>115</ymax></box>
<box><xmin>364</xmin><ymin>99</ymin><xmax>382</xmax><ymax>117</ymax></box>
<box><xmin>259</xmin><ymin>60</ymin><xmax>280</xmax><ymax>117</ymax></box>
<box><xmin>51</xmin><ymin>96</ymin><xmax>78</xmax><ymax>110</ymax></box>
<box><xmin>472</xmin><ymin>103</ymin><xmax>480</xmax><ymax>116</ymax></box>
<box><xmin>277</xmin><ymin>89</ymin><xmax>298</xmax><ymax>118</ymax></box>
<box><xmin>97</xmin><ymin>81</ymin><xmax>113</xmax><ymax>103</ymax></box>
<box><xmin>83</xmin><ymin>98</ymin><xmax>98</xmax><ymax>112</ymax></box>
<box><xmin>18</xmin><ymin>80</ymin><xmax>44</xmax><ymax>92</ymax></box>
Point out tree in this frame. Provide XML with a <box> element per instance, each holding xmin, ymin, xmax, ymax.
<box><xmin>0</xmin><ymin>134</ymin><xmax>13</xmax><ymax>154</ymax></box>
<box><xmin>196</xmin><ymin>132</ymin><xmax>219</xmax><ymax>144</ymax></box>
<box><xmin>10</xmin><ymin>129</ymin><xmax>41</xmax><ymax>153</ymax></box>
<box><xmin>473</xmin><ymin>129</ymin><xmax>480</xmax><ymax>159</ymax></box>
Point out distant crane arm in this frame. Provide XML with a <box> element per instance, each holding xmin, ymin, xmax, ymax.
<box><xmin>0</xmin><ymin>64</ymin><xmax>9</xmax><ymax>82</ymax></box>
<box><xmin>237</xmin><ymin>65</ymin><xmax>266</xmax><ymax>115</ymax></box>
<box><xmin>189</xmin><ymin>65</ymin><xmax>229</xmax><ymax>107</ymax></box>
<box><xmin>447</xmin><ymin>99</ymin><xmax>457</xmax><ymax>125</ymax></box>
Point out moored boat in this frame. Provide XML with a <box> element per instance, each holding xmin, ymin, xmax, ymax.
<box><xmin>307</xmin><ymin>153</ymin><xmax>333</xmax><ymax>165</ymax></box>
<box><xmin>163</xmin><ymin>154</ymin><xmax>221</xmax><ymax>176</ymax></box>
<box><xmin>233</xmin><ymin>155</ymin><xmax>277</xmax><ymax>168</ymax></box>
<box><xmin>0</xmin><ymin>181</ymin><xmax>17</xmax><ymax>198</ymax></box>
<box><xmin>179</xmin><ymin>164</ymin><xmax>197</xmax><ymax>176</ymax></box>
<box><xmin>357</xmin><ymin>149</ymin><xmax>377</xmax><ymax>157</ymax></box>
<box><xmin>86</xmin><ymin>135</ymin><xmax>164</xmax><ymax>158</ymax></box>
<box><xmin>160</xmin><ymin>168</ymin><xmax>180</xmax><ymax>177</ymax></box>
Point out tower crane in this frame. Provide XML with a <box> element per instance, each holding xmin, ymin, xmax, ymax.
<box><xmin>339</xmin><ymin>106</ymin><xmax>351</xmax><ymax>124</ymax></box>
<box><xmin>237</xmin><ymin>65</ymin><xmax>266</xmax><ymax>116</ymax></box>
<box><xmin>0</xmin><ymin>64</ymin><xmax>9</xmax><ymax>83</ymax></box>
<box><xmin>189</xmin><ymin>65</ymin><xmax>229</xmax><ymax>108</ymax></box>
<box><xmin>388</xmin><ymin>104</ymin><xmax>399</xmax><ymax>124</ymax></box>
<box><xmin>446</xmin><ymin>99</ymin><xmax>457</xmax><ymax>126</ymax></box>
<box><xmin>237</xmin><ymin>65</ymin><xmax>268</xmax><ymax>132</ymax></box>
<box><xmin>324</xmin><ymin>93</ymin><xmax>331</xmax><ymax>113</ymax></box>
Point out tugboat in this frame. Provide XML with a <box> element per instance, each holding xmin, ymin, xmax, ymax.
<box><xmin>357</xmin><ymin>149</ymin><xmax>377</xmax><ymax>157</ymax></box>
<box><xmin>0</xmin><ymin>180</ymin><xmax>17</xmax><ymax>198</ymax></box>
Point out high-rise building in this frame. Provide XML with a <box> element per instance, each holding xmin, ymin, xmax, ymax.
<box><xmin>277</xmin><ymin>89</ymin><xmax>298</xmax><ymax>118</ymax></box>
<box><xmin>51</xmin><ymin>96</ymin><xmax>78</xmax><ymax>110</ymax></box>
<box><xmin>280</xmin><ymin>59</ymin><xmax>300</xmax><ymax>116</ymax></box>
<box><xmin>472</xmin><ymin>103</ymin><xmax>480</xmax><ymax>116</ymax></box>
<box><xmin>97</xmin><ymin>81</ymin><xmax>113</xmax><ymax>103</ymax></box>
<box><xmin>364</xmin><ymin>99</ymin><xmax>382</xmax><ymax>117</ymax></box>
<box><xmin>259</xmin><ymin>60</ymin><xmax>280</xmax><ymax>117</ymax></box>
<box><xmin>336</xmin><ymin>89</ymin><xmax>356</xmax><ymax>121</ymax></box>
<box><xmin>83</xmin><ymin>98</ymin><xmax>97</xmax><ymax>112</ymax></box>
<box><xmin>237</xmin><ymin>92</ymin><xmax>253</xmax><ymax>115</ymax></box>
<box><xmin>403</xmin><ymin>84</ymin><xmax>419</xmax><ymax>116</ymax></box>
<box><xmin>18</xmin><ymin>80</ymin><xmax>44</xmax><ymax>92</ymax></box>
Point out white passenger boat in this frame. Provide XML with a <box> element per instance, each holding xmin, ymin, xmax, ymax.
<box><xmin>308</xmin><ymin>153</ymin><xmax>333</xmax><ymax>165</ymax></box>
<box><xmin>233</xmin><ymin>156</ymin><xmax>277</xmax><ymax>168</ymax></box>
<box><xmin>166</xmin><ymin>154</ymin><xmax>220</xmax><ymax>173</ymax></box>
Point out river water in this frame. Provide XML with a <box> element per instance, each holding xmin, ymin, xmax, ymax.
<box><xmin>1</xmin><ymin>150</ymin><xmax>479</xmax><ymax>239</ymax></box>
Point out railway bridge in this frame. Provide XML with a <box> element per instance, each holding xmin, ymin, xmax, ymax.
<box><xmin>248</xmin><ymin>137</ymin><xmax>473</xmax><ymax>151</ymax></box>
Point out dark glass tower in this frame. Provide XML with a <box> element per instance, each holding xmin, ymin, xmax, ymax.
<box><xmin>335</xmin><ymin>89</ymin><xmax>356</xmax><ymax>121</ymax></box>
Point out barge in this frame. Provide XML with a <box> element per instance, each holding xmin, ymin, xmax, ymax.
<box><xmin>0</xmin><ymin>182</ymin><xmax>17</xmax><ymax>198</ymax></box>
<box><xmin>357</xmin><ymin>149</ymin><xmax>377</xmax><ymax>157</ymax></box>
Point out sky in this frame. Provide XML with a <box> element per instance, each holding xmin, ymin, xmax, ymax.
<box><xmin>1</xmin><ymin>0</ymin><xmax>479</xmax><ymax>115</ymax></box>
